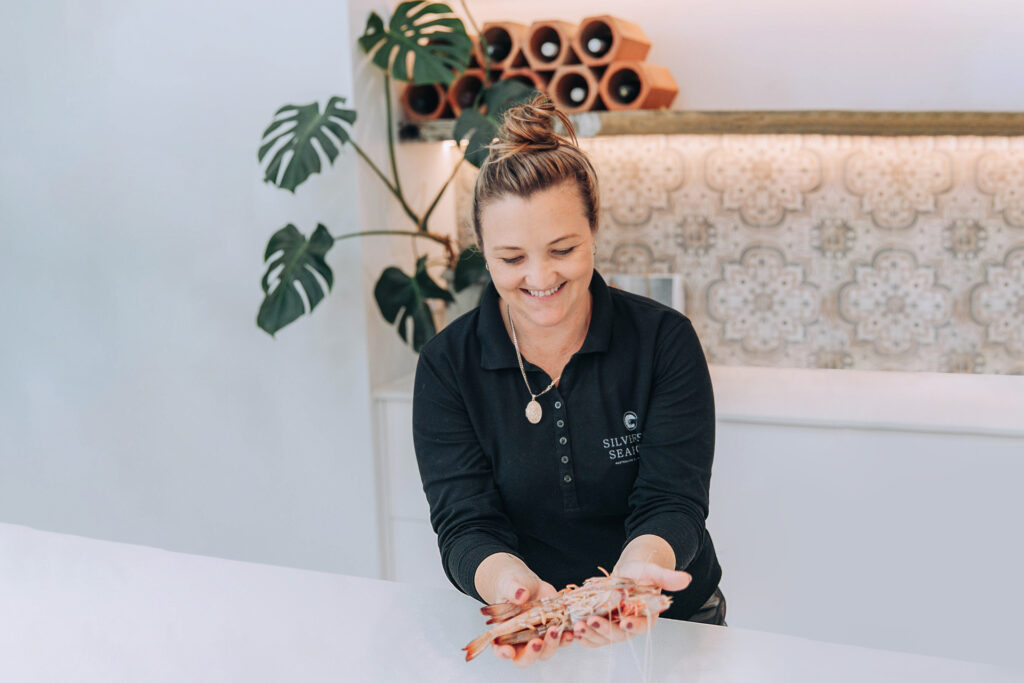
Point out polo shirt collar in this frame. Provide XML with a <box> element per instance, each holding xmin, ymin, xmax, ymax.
<box><xmin>476</xmin><ymin>269</ymin><xmax>613</xmax><ymax>370</ymax></box>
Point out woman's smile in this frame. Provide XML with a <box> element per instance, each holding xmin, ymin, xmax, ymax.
<box><xmin>523</xmin><ymin>282</ymin><xmax>567</xmax><ymax>299</ymax></box>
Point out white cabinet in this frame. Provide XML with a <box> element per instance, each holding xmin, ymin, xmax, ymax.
<box><xmin>373</xmin><ymin>376</ymin><xmax>450</xmax><ymax>589</ymax></box>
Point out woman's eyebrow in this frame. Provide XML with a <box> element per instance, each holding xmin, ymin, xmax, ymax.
<box><xmin>491</xmin><ymin>237</ymin><xmax>581</xmax><ymax>253</ymax></box>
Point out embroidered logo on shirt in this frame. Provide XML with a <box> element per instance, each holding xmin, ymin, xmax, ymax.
<box><xmin>602</xmin><ymin>431</ymin><xmax>642</xmax><ymax>464</ymax></box>
<box><xmin>623</xmin><ymin>411</ymin><xmax>638</xmax><ymax>431</ymax></box>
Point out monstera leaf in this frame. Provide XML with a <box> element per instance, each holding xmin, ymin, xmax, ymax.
<box><xmin>257</xmin><ymin>223</ymin><xmax>334</xmax><ymax>336</ymax></box>
<box><xmin>453</xmin><ymin>246</ymin><xmax>488</xmax><ymax>292</ymax></box>
<box><xmin>375</xmin><ymin>256</ymin><xmax>454</xmax><ymax>351</ymax></box>
<box><xmin>454</xmin><ymin>79</ymin><xmax>538</xmax><ymax>167</ymax></box>
<box><xmin>258</xmin><ymin>96</ymin><xmax>356</xmax><ymax>192</ymax></box>
<box><xmin>358</xmin><ymin>1</ymin><xmax>472</xmax><ymax>85</ymax></box>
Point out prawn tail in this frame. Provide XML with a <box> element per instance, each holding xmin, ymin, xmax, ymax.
<box><xmin>463</xmin><ymin>632</ymin><xmax>493</xmax><ymax>661</ymax></box>
<box><xmin>481</xmin><ymin>602</ymin><xmax>523</xmax><ymax>624</ymax></box>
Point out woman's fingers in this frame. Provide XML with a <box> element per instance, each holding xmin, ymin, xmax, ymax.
<box><xmin>619</xmin><ymin>613</ymin><xmax>656</xmax><ymax>636</ymax></box>
<box><xmin>496</xmin><ymin>573</ymin><xmax>549</xmax><ymax>605</ymax></box>
<box><xmin>654</xmin><ymin>567</ymin><xmax>692</xmax><ymax>592</ymax></box>
<box><xmin>537</xmin><ymin>627</ymin><xmax>563</xmax><ymax>661</ymax></box>
<box><xmin>574</xmin><ymin>616</ymin><xmax>623</xmax><ymax>647</ymax></box>
<box><xmin>496</xmin><ymin>627</ymin><xmax>573</xmax><ymax>666</ymax></box>
<box><xmin>613</xmin><ymin>561</ymin><xmax>692</xmax><ymax>593</ymax></box>
<box><xmin>512</xmin><ymin>637</ymin><xmax>545</xmax><ymax>667</ymax></box>
<box><xmin>573</xmin><ymin>614</ymin><xmax>655</xmax><ymax>648</ymax></box>
<box><xmin>492</xmin><ymin>643</ymin><xmax>516</xmax><ymax>660</ymax></box>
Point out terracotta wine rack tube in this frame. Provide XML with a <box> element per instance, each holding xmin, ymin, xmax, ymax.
<box><xmin>523</xmin><ymin>20</ymin><xmax>580</xmax><ymax>71</ymax></box>
<box><xmin>598</xmin><ymin>61</ymin><xmax>678</xmax><ymax>110</ymax></box>
<box><xmin>476</xmin><ymin>22</ymin><xmax>529</xmax><ymax>70</ymax></box>
<box><xmin>467</xmin><ymin>34</ymin><xmax>482</xmax><ymax>68</ymax></box>
<box><xmin>498</xmin><ymin>68</ymin><xmax>549</xmax><ymax>92</ymax></box>
<box><xmin>573</xmin><ymin>15</ymin><xmax>651</xmax><ymax>67</ymax></box>
<box><xmin>400</xmin><ymin>82</ymin><xmax>449</xmax><ymax>121</ymax></box>
<box><xmin>549</xmin><ymin>65</ymin><xmax>603</xmax><ymax>114</ymax></box>
<box><xmin>447</xmin><ymin>68</ymin><xmax>488</xmax><ymax>116</ymax></box>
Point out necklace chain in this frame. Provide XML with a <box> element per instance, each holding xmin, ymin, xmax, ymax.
<box><xmin>507</xmin><ymin>304</ymin><xmax>559</xmax><ymax>401</ymax></box>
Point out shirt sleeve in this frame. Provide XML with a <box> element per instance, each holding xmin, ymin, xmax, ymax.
<box><xmin>623</xmin><ymin>317</ymin><xmax>716</xmax><ymax>571</ymax></box>
<box><xmin>412</xmin><ymin>346</ymin><xmax>524</xmax><ymax>602</ymax></box>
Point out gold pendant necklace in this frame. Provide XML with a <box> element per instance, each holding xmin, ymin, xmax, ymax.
<box><xmin>507</xmin><ymin>304</ymin><xmax>559</xmax><ymax>425</ymax></box>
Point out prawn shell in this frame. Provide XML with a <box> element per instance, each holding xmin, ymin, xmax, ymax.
<box><xmin>493</xmin><ymin>628</ymin><xmax>543</xmax><ymax>646</ymax></box>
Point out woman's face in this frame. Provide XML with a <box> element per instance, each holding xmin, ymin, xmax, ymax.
<box><xmin>480</xmin><ymin>180</ymin><xmax>595</xmax><ymax>331</ymax></box>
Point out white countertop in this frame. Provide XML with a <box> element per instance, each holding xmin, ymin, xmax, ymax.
<box><xmin>0</xmin><ymin>522</ymin><xmax>1015</xmax><ymax>682</ymax></box>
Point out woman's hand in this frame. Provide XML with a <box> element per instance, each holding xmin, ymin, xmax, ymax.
<box><xmin>573</xmin><ymin>549</ymin><xmax>691</xmax><ymax>649</ymax></box>
<box><xmin>490</xmin><ymin>572</ymin><xmax>574</xmax><ymax>666</ymax></box>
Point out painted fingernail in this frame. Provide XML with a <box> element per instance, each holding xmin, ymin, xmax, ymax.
<box><xmin>591</xmin><ymin>621</ymin><xmax>601</xmax><ymax>629</ymax></box>
<box><xmin>625</xmin><ymin>621</ymin><xmax>634</xmax><ymax>630</ymax></box>
<box><xmin>532</xmin><ymin>641</ymin><xmax>542</xmax><ymax>652</ymax></box>
<box><xmin>514</xmin><ymin>588</ymin><xmax>525</xmax><ymax>601</ymax></box>
<box><xmin>549</xmin><ymin>629</ymin><xmax>559</xmax><ymax>639</ymax></box>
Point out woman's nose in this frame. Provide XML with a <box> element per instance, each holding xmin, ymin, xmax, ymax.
<box><xmin>524</xmin><ymin>259</ymin><xmax>557</xmax><ymax>289</ymax></box>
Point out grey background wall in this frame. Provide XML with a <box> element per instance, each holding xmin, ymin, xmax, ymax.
<box><xmin>1</xmin><ymin>0</ymin><xmax>379</xmax><ymax>578</ymax></box>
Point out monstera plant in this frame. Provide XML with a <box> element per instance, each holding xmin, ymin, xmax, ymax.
<box><xmin>256</xmin><ymin>1</ymin><xmax>535</xmax><ymax>350</ymax></box>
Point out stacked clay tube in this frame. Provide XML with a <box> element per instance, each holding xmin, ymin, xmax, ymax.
<box><xmin>398</xmin><ymin>16</ymin><xmax>677</xmax><ymax>121</ymax></box>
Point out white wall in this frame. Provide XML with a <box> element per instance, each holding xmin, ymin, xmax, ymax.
<box><xmin>456</xmin><ymin>0</ymin><xmax>1024</xmax><ymax>110</ymax></box>
<box><xmin>0</xmin><ymin>0</ymin><xmax>379</xmax><ymax>578</ymax></box>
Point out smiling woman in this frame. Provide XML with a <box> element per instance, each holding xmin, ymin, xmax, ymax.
<box><xmin>412</xmin><ymin>94</ymin><xmax>724</xmax><ymax>667</ymax></box>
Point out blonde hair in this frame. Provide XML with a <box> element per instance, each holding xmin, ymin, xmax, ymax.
<box><xmin>471</xmin><ymin>93</ymin><xmax>600</xmax><ymax>249</ymax></box>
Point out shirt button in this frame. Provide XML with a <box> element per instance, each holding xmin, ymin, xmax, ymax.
<box><xmin>559</xmin><ymin>436</ymin><xmax>567</xmax><ymax>445</ymax></box>
<box><xmin>554</xmin><ymin>401</ymin><xmax>562</xmax><ymax>409</ymax></box>
<box><xmin>561</xmin><ymin>455</ymin><xmax>569</xmax><ymax>464</ymax></box>
<box><xmin>556</xmin><ymin>420</ymin><xmax>565</xmax><ymax>428</ymax></box>
<box><xmin>563</xmin><ymin>474</ymin><xmax>572</xmax><ymax>483</ymax></box>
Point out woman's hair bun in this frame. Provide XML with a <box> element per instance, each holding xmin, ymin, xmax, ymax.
<box><xmin>490</xmin><ymin>93</ymin><xmax>578</xmax><ymax>161</ymax></box>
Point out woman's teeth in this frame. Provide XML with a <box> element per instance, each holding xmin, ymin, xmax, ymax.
<box><xmin>526</xmin><ymin>283</ymin><xmax>564</xmax><ymax>297</ymax></box>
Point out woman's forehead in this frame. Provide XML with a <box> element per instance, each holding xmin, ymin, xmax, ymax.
<box><xmin>480</xmin><ymin>183</ymin><xmax>590</xmax><ymax>239</ymax></box>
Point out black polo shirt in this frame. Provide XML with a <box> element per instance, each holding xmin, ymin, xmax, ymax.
<box><xmin>412</xmin><ymin>270</ymin><xmax>721</xmax><ymax>619</ymax></box>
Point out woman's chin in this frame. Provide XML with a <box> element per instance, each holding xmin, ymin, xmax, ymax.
<box><xmin>516</xmin><ymin>305</ymin><xmax>569</xmax><ymax>329</ymax></box>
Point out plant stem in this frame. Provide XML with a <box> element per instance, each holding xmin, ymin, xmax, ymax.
<box><xmin>421</xmin><ymin>155</ymin><xmax>465</xmax><ymax>248</ymax></box>
<box><xmin>348</xmin><ymin>139</ymin><xmax>421</xmax><ymax>228</ymax></box>
<box><xmin>332</xmin><ymin>228</ymin><xmax>452</xmax><ymax>250</ymax></box>
<box><xmin>383</xmin><ymin>72</ymin><xmax>404</xmax><ymax>200</ymax></box>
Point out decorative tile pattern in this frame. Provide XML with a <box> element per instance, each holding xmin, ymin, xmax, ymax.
<box><xmin>970</xmin><ymin>247</ymin><xmax>1024</xmax><ymax>356</ymax></box>
<box><xmin>453</xmin><ymin>134</ymin><xmax>1024</xmax><ymax>374</ymax></box>
<box><xmin>707</xmin><ymin>247</ymin><xmax>820</xmax><ymax>353</ymax></box>
<box><xmin>977</xmin><ymin>150</ymin><xmax>1024</xmax><ymax>227</ymax></box>
<box><xmin>589</xmin><ymin>137</ymin><xmax>685</xmax><ymax>225</ymax></box>
<box><xmin>705</xmin><ymin>137</ymin><xmax>821</xmax><ymax>227</ymax></box>
<box><xmin>838</xmin><ymin>249</ymin><xmax>952</xmax><ymax>355</ymax></box>
<box><xmin>844</xmin><ymin>141</ymin><xmax>952</xmax><ymax>229</ymax></box>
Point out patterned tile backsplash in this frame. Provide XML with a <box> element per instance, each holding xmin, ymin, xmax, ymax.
<box><xmin>454</xmin><ymin>134</ymin><xmax>1024</xmax><ymax>375</ymax></box>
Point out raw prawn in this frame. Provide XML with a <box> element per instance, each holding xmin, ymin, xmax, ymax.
<box><xmin>463</xmin><ymin>572</ymin><xmax>671</xmax><ymax>661</ymax></box>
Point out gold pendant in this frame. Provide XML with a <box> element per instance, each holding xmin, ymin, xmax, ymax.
<box><xmin>525</xmin><ymin>400</ymin><xmax>542</xmax><ymax>424</ymax></box>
